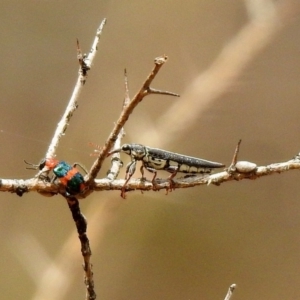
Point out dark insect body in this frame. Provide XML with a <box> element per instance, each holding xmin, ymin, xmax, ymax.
<box><xmin>108</xmin><ymin>143</ymin><xmax>225</xmax><ymax>198</ymax></box>
<box><xmin>25</xmin><ymin>158</ymin><xmax>86</xmax><ymax>196</ymax></box>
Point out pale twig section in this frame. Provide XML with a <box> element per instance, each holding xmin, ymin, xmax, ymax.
<box><xmin>83</xmin><ymin>19</ymin><xmax>107</xmax><ymax>70</ymax></box>
<box><xmin>138</xmin><ymin>0</ymin><xmax>300</xmax><ymax>147</ymax></box>
<box><xmin>85</xmin><ymin>55</ymin><xmax>179</xmax><ymax>186</ymax></box>
<box><xmin>104</xmin><ymin>69</ymin><xmax>130</xmax><ymax>181</ymax></box>
<box><xmin>224</xmin><ymin>284</ymin><xmax>237</xmax><ymax>300</ymax></box>
<box><xmin>45</xmin><ymin>19</ymin><xmax>106</xmax><ymax>161</ymax></box>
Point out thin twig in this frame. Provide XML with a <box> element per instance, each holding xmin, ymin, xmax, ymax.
<box><xmin>77</xmin><ymin>39</ymin><xmax>91</xmax><ymax>85</ymax></box>
<box><xmin>85</xmin><ymin>55</ymin><xmax>179</xmax><ymax>186</ymax></box>
<box><xmin>66</xmin><ymin>197</ymin><xmax>96</xmax><ymax>300</ymax></box>
<box><xmin>84</xmin><ymin>19</ymin><xmax>107</xmax><ymax>70</ymax></box>
<box><xmin>224</xmin><ymin>284</ymin><xmax>237</xmax><ymax>300</ymax></box>
<box><xmin>89</xmin><ymin>69</ymin><xmax>130</xmax><ymax>181</ymax></box>
<box><xmin>45</xmin><ymin>18</ymin><xmax>106</xmax><ymax>161</ymax></box>
<box><xmin>147</xmin><ymin>87</ymin><xmax>180</xmax><ymax>97</ymax></box>
<box><xmin>106</xmin><ymin>69</ymin><xmax>131</xmax><ymax>180</ymax></box>
<box><xmin>227</xmin><ymin>140</ymin><xmax>258</xmax><ymax>174</ymax></box>
<box><xmin>230</xmin><ymin>139</ymin><xmax>242</xmax><ymax>166</ymax></box>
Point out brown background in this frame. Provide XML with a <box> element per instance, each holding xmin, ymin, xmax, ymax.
<box><xmin>1</xmin><ymin>1</ymin><xmax>300</xmax><ymax>299</ymax></box>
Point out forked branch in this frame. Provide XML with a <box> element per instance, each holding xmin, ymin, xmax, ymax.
<box><xmin>85</xmin><ymin>55</ymin><xmax>180</xmax><ymax>186</ymax></box>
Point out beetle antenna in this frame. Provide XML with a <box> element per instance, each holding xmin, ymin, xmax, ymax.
<box><xmin>73</xmin><ymin>162</ymin><xmax>88</xmax><ymax>174</ymax></box>
<box><xmin>107</xmin><ymin>148</ymin><xmax>122</xmax><ymax>156</ymax></box>
<box><xmin>24</xmin><ymin>160</ymin><xmax>40</xmax><ymax>170</ymax></box>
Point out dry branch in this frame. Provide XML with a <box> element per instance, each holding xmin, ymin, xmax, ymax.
<box><xmin>2</xmin><ymin>1</ymin><xmax>300</xmax><ymax>299</ymax></box>
<box><xmin>85</xmin><ymin>55</ymin><xmax>179</xmax><ymax>186</ymax></box>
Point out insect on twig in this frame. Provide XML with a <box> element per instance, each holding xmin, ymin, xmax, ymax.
<box><xmin>24</xmin><ymin>158</ymin><xmax>87</xmax><ymax>196</ymax></box>
<box><xmin>107</xmin><ymin>143</ymin><xmax>225</xmax><ymax>198</ymax></box>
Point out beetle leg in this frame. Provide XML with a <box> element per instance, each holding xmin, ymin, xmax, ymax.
<box><xmin>36</xmin><ymin>172</ymin><xmax>51</xmax><ymax>183</ymax></box>
<box><xmin>125</xmin><ymin>160</ymin><xmax>136</xmax><ymax>179</ymax></box>
<box><xmin>140</xmin><ymin>165</ymin><xmax>146</xmax><ymax>181</ymax></box>
<box><xmin>139</xmin><ymin>165</ymin><xmax>145</xmax><ymax>195</ymax></box>
<box><xmin>151</xmin><ymin>171</ymin><xmax>158</xmax><ymax>191</ymax></box>
<box><xmin>164</xmin><ymin>165</ymin><xmax>180</xmax><ymax>173</ymax></box>
<box><xmin>121</xmin><ymin>160</ymin><xmax>137</xmax><ymax>198</ymax></box>
<box><xmin>166</xmin><ymin>166</ymin><xmax>179</xmax><ymax>194</ymax></box>
<box><xmin>50</xmin><ymin>175</ymin><xmax>58</xmax><ymax>184</ymax></box>
<box><xmin>143</xmin><ymin>165</ymin><xmax>158</xmax><ymax>191</ymax></box>
<box><xmin>73</xmin><ymin>162</ymin><xmax>88</xmax><ymax>174</ymax></box>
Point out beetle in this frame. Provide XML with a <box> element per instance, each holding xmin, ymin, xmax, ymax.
<box><xmin>108</xmin><ymin>143</ymin><xmax>225</xmax><ymax>198</ymax></box>
<box><xmin>25</xmin><ymin>158</ymin><xmax>86</xmax><ymax>196</ymax></box>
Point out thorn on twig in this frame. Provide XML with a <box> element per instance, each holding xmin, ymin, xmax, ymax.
<box><xmin>147</xmin><ymin>87</ymin><xmax>180</xmax><ymax>97</ymax></box>
<box><xmin>227</xmin><ymin>140</ymin><xmax>257</xmax><ymax>174</ymax></box>
<box><xmin>227</xmin><ymin>139</ymin><xmax>242</xmax><ymax>172</ymax></box>
<box><xmin>77</xmin><ymin>39</ymin><xmax>90</xmax><ymax>85</ymax></box>
<box><xmin>232</xmin><ymin>139</ymin><xmax>242</xmax><ymax>166</ymax></box>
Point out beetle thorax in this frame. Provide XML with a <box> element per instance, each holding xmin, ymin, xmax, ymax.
<box><xmin>130</xmin><ymin>144</ymin><xmax>147</xmax><ymax>160</ymax></box>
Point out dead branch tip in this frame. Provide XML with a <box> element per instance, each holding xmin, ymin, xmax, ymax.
<box><xmin>224</xmin><ymin>283</ymin><xmax>237</xmax><ymax>300</ymax></box>
<box><xmin>154</xmin><ymin>55</ymin><xmax>168</xmax><ymax>65</ymax></box>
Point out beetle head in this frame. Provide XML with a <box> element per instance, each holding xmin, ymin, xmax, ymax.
<box><xmin>127</xmin><ymin>144</ymin><xmax>146</xmax><ymax>159</ymax></box>
<box><xmin>24</xmin><ymin>158</ymin><xmax>59</xmax><ymax>171</ymax></box>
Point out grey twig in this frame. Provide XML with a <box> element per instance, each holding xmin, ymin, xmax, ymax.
<box><xmin>147</xmin><ymin>87</ymin><xmax>180</xmax><ymax>97</ymax></box>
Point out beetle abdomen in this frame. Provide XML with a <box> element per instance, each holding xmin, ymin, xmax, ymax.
<box><xmin>145</xmin><ymin>147</ymin><xmax>224</xmax><ymax>170</ymax></box>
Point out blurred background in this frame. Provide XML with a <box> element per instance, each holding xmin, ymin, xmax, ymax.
<box><xmin>1</xmin><ymin>0</ymin><xmax>300</xmax><ymax>299</ymax></box>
